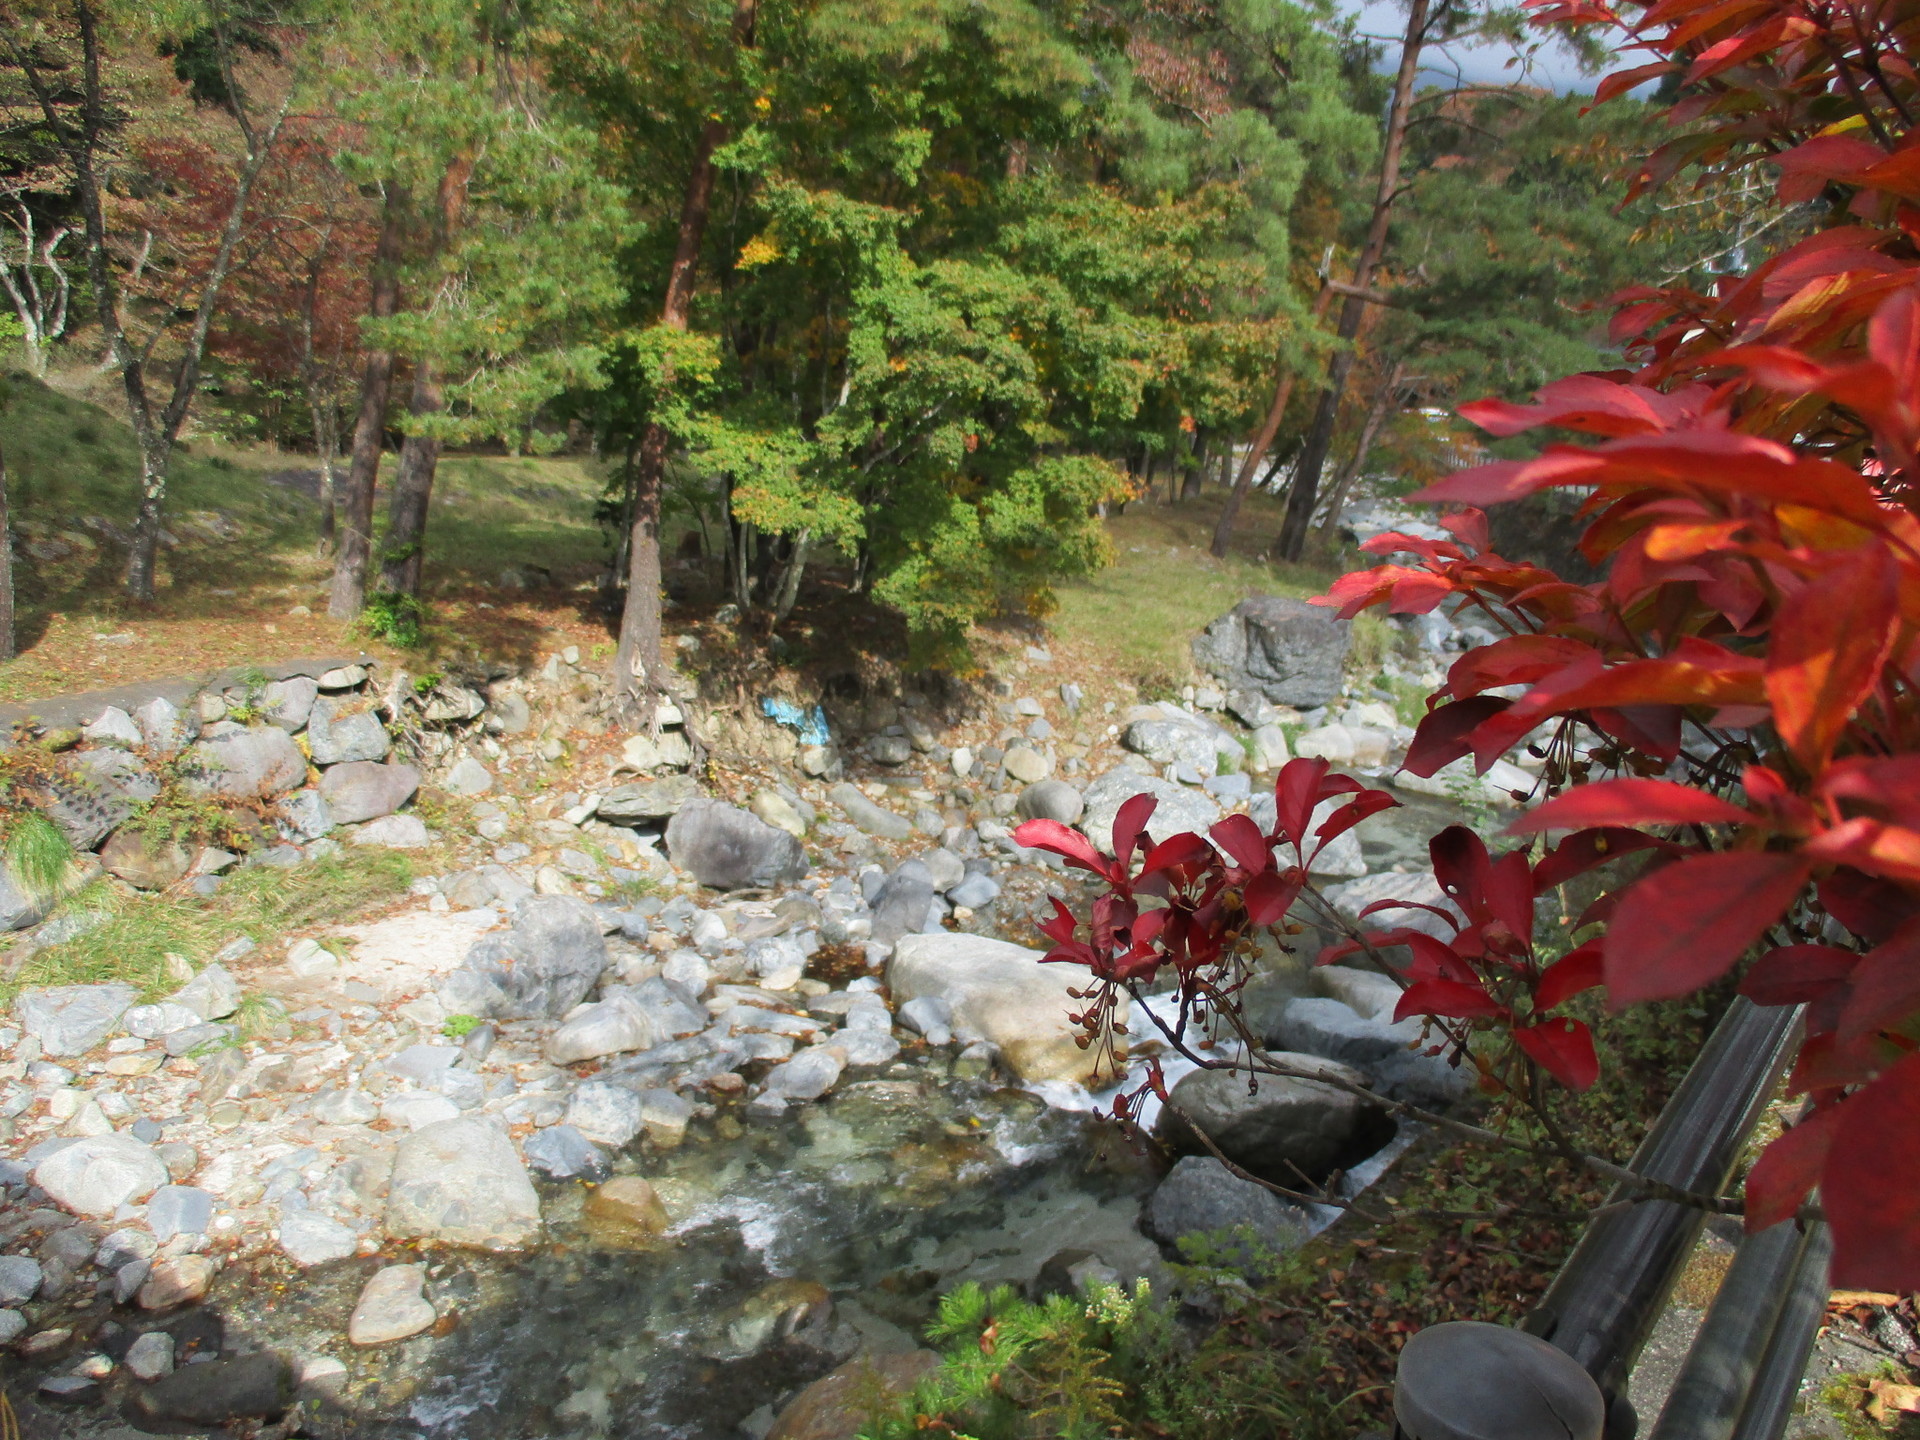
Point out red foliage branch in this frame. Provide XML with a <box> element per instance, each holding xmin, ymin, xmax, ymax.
<box><xmin>1025</xmin><ymin>0</ymin><xmax>1920</xmax><ymax>1290</ymax></box>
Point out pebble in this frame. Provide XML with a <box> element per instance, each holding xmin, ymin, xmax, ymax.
<box><xmin>278</xmin><ymin>1210</ymin><xmax>358</xmax><ymax>1266</ymax></box>
<box><xmin>126</xmin><ymin>1329</ymin><xmax>176</xmax><ymax>1380</ymax></box>
<box><xmin>349</xmin><ymin>1264</ymin><xmax>436</xmax><ymax>1345</ymax></box>
<box><xmin>139</xmin><ymin>1254</ymin><xmax>213</xmax><ymax>1310</ymax></box>
<box><xmin>0</xmin><ymin>1253</ymin><xmax>43</xmax><ymax>1303</ymax></box>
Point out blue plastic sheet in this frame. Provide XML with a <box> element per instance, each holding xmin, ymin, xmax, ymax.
<box><xmin>760</xmin><ymin>697</ymin><xmax>831</xmax><ymax>747</ymax></box>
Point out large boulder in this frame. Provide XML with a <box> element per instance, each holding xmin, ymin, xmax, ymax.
<box><xmin>1016</xmin><ymin>781</ymin><xmax>1084</xmax><ymax>825</ymax></box>
<box><xmin>1121</xmin><ymin>705</ymin><xmax>1239</xmax><ymax>779</ymax></box>
<box><xmin>99</xmin><ymin>828</ymin><xmax>190</xmax><ymax>890</ymax></box>
<box><xmin>45</xmin><ymin>750</ymin><xmax>158</xmax><ymax>849</ymax></box>
<box><xmin>33</xmin><ymin>1134</ymin><xmax>169</xmax><ymax>1215</ymax></box>
<box><xmin>385</xmin><ymin>1117</ymin><xmax>541</xmax><ymax>1249</ymax></box>
<box><xmin>1320</xmin><ymin>870</ymin><xmax>1466</xmax><ymax>942</ymax></box>
<box><xmin>1269</xmin><ymin>996</ymin><xmax>1474</xmax><ymax>1107</ymax></box>
<box><xmin>1142</xmin><ymin>1156</ymin><xmax>1311</xmax><ymax>1263</ymax></box>
<box><xmin>665</xmin><ymin>799</ymin><xmax>807</xmax><ymax>890</ymax></box>
<box><xmin>1192</xmin><ymin>594</ymin><xmax>1350</xmax><ymax>708</ymax></box>
<box><xmin>889</xmin><ymin>933</ymin><xmax>1127</xmax><ymax>1086</ymax></box>
<box><xmin>306</xmin><ymin>697</ymin><xmax>391</xmax><ymax>765</ymax></box>
<box><xmin>131</xmin><ymin>1351</ymin><xmax>294</xmax><ymax>1428</ymax></box>
<box><xmin>15</xmin><ymin>983</ymin><xmax>138</xmax><ymax>1055</ymax></box>
<box><xmin>440</xmin><ymin>895</ymin><xmax>607</xmax><ymax>1020</ymax></box>
<box><xmin>598</xmin><ymin>775</ymin><xmax>702</xmax><ymax>824</ymax></box>
<box><xmin>0</xmin><ymin>856</ymin><xmax>76</xmax><ymax>932</ymax></box>
<box><xmin>870</xmin><ymin>861</ymin><xmax>936</xmax><ymax>946</ymax></box>
<box><xmin>829</xmin><ymin>782</ymin><xmax>914</xmax><ymax>840</ymax></box>
<box><xmin>318</xmin><ymin>761</ymin><xmax>420</xmax><ymax>825</ymax></box>
<box><xmin>185</xmin><ymin>726</ymin><xmax>307</xmax><ymax>801</ymax></box>
<box><xmin>1153</xmin><ymin>1055</ymin><xmax>1393</xmax><ymax>1185</ymax></box>
<box><xmin>260</xmin><ymin>676</ymin><xmax>319</xmax><ymax>731</ymax></box>
<box><xmin>1077</xmin><ymin>771</ymin><xmax>1221</xmax><ymax>856</ymax></box>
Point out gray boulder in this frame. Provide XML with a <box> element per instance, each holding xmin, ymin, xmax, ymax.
<box><xmin>1321</xmin><ymin>870</ymin><xmax>1466</xmax><ymax>942</ymax></box>
<box><xmin>352</xmin><ymin>814</ymin><xmax>429</xmax><ymax>848</ymax></box>
<box><xmin>890</xmin><ymin>933</ymin><xmax>1127</xmax><ymax>1086</ymax></box>
<box><xmin>599</xmin><ymin>775</ymin><xmax>703</xmax><ymax>824</ymax></box>
<box><xmin>307</xmin><ymin>696</ymin><xmax>391</xmax><ymax>765</ymax></box>
<box><xmin>1123</xmin><ymin>717</ymin><xmax>1230</xmax><ymax>778</ymax></box>
<box><xmin>46</xmin><ymin>749</ymin><xmax>157</xmax><ymax>848</ymax></box>
<box><xmin>0</xmin><ymin>854</ymin><xmax>68</xmax><ymax>931</ymax></box>
<box><xmin>33</xmin><ymin>1134</ymin><xmax>169</xmax><ymax>1215</ymax></box>
<box><xmin>0</xmin><ymin>1254</ymin><xmax>42</xmax><ymax>1303</ymax></box>
<box><xmin>1016</xmin><ymin>780</ymin><xmax>1084</xmax><ymax>826</ymax></box>
<box><xmin>441</xmin><ymin>757</ymin><xmax>494</xmax><ymax>797</ymax></box>
<box><xmin>522</xmin><ymin>1124</ymin><xmax>609</xmax><ymax>1180</ymax></box>
<box><xmin>1143</xmin><ymin>1156</ymin><xmax>1310</xmax><ymax>1263</ymax></box>
<box><xmin>829</xmin><ymin>782</ymin><xmax>914</xmax><ymax>840</ymax></box>
<box><xmin>186</xmin><ymin>726</ymin><xmax>307</xmax><ymax>801</ymax></box>
<box><xmin>276</xmin><ymin>789</ymin><xmax>334</xmax><ymax>841</ymax></box>
<box><xmin>1077</xmin><ymin>771</ymin><xmax>1221</xmax><ymax>856</ymax></box>
<box><xmin>385</xmin><ymin>1117</ymin><xmax>541</xmax><ymax>1249</ymax></box>
<box><xmin>1269</xmin><ymin>996</ymin><xmax>1473</xmax><ymax>1107</ymax></box>
<box><xmin>260</xmin><ymin>676</ymin><xmax>319</xmax><ymax>731</ymax></box>
<box><xmin>546</xmin><ymin>994</ymin><xmax>657</xmax><ymax>1065</ymax></box>
<box><xmin>82</xmin><ymin>705</ymin><xmax>143</xmax><ymax>748</ymax></box>
<box><xmin>1154</xmin><ymin>1056</ymin><xmax>1393</xmax><ymax>1185</ymax></box>
<box><xmin>15</xmin><ymin>983</ymin><xmax>137</xmax><ymax>1055</ymax></box>
<box><xmin>278</xmin><ymin>1210</ymin><xmax>357</xmax><ymax>1266</ymax></box>
<box><xmin>443</xmin><ymin>895</ymin><xmax>607</xmax><ymax>1020</ymax></box>
<box><xmin>132</xmin><ymin>1352</ymin><xmax>293</xmax><ymax>1429</ymax></box>
<box><xmin>665</xmin><ymin>799</ymin><xmax>807</xmax><ymax>890</ymax></box>
<box><xmin>1193</xmin><ymin>594</ymin><xmax>1350</xmax><ymax>708</ymax></box>
<box><xmin>134</xmin><ymin>696</ymin><xmax>190</xmax><ymax>757</ymax></box>
<box><xmin>566</xmin><ymin>1080</ymin><xmax>643</xmax><ymax>1147</ymax></box>
<box><xmin>318</xmin><ymin>760</ymin><xmax>420</xmax><ymax>825</ymax></box>
<box><xmin>870</xmin><ymin>861</ymin><xmax>936</xmax><ymax>946</ymax></box>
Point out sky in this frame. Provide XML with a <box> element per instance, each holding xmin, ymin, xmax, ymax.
<box><xmin>1343</xmin><ymin>0</ymin><xmax>1615</xmax><ymax>94</ymax></box>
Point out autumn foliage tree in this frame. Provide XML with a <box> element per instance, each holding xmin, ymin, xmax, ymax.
<box><xmin>1021</xmin><ymin>0</ymin><xmax>1920</xmax><ymax>1292</ymax></box>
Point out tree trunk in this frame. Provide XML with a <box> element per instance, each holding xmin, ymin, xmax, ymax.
<box><xmin>376</xmin><ymin>360</ymin><xmax>443</xmax><ymax>597</ymax></box>
<box><xmin>327</xmin><ymin>184</ymin><xmax>408</xmax><ymax>619</ymax></box>
<box><xmin>1182</xmin><ymin>430</ymin><xmax>1208</xmax><ymax>501</ymax></box>
<box><xmin>771</xmin><ymin>527</ymin><xmax>811</xmax><ymax>625</ymax></box>
<box><xmin>1316</xmin><ymin>360</ymin><xmax>1404</xmax><ymax>538</ymax></box>
<box><xmin>1210</xmin><ymin>280</ymin><xmax>1336</xmax><ymax>558</ymax></box>
<box><xmin>612</xmin><ymin>0</ymin><xmax>758</xmax><ymax>715</ymax></box>
<box><xmin>1273</xmin><ymin>0</ymin><xmax>1429</xmax><ymax>563</ymax></box>
<box><xmin>0</xmin><ymin>436</ymin><xmax>14</xmax><ymax>662</ymax></box>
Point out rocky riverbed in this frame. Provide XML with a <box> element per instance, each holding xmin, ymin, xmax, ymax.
<box><xmin>0</xmin><ymin>594</ymin><xmax>1533</xmax><ymax>1437</ymax></box>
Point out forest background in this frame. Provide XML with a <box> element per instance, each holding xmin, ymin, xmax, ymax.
<box><xmin>0</xmin><ymin>0</ymin><xmax>1766</xmax><ymax>705</ymax></box>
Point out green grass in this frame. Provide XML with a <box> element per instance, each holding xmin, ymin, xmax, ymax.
<box><xmin>420</xmin><ymin>453</ymin><xmax>608</xmax><ymax>591</ymax></box>
<box><xmin>1</xmin><ymin>849</ymin><xmax>415</xmax><ymax>1003</ymax></box>
<box><xmin>1048</xmin><ymin>488</ymin><xmax>1343</xmax><ymax>690</ymax></box>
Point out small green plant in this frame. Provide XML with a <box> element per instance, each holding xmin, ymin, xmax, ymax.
<box><xmin>232</xmin><ymin>993</ymin><xmax>286</xmax><ymax>1040</ymax></box>
<box><xmin>441</xmin><ymin>1013</ymin><xmax>482</xmax><ymax>1039</ymax></box>
<box><xmin>3</xmin><ymin>809</ymin><xmax>72</xmax><ymax>894</ymax></box>
<box><xmin>606</xmin><ymin>874</ymin><xmax>660</xmax><ymax>905</ymax></box>
<box><xmin>360</xmin><ymin>592</ymin><xmax>426</xmax><ymax>648</ymax></box>
<box><xmin>412</xmin><ymin>671</ymin><xmax>445</xmax><ymax>694</ymax></box>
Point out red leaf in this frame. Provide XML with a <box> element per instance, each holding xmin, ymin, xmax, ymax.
<box><xmin>1602</xmin><ymin>851</ymin><xmax>1811</xmax><ymax>1005</ymax></box>
<box><xmin>1836</xmin><ymin>921</ymin><xmax>1920</xmax><ymax>1043</ymax></box>
<box><xmin>1743</xmin><ymin>1104</ymin><xmax>1841</xmax><ymax>1232</ymax></box>
<box><xmin>1430</xmin><ymin>826</ymin><xmax>1494</xmax><ymax>926</ymax></box>
<box><xmin>1140</xmin><ymin>831</ymin><xmax>1212</xmax><ymax>878</ymax></box>
<box><xmin>1447</xmin><ymin>635</ymin><xmax>1597</xmax><ymax>698</ymax></box>
<box><xmin>1272</xmin><ymin>758</ymin><xmax>1332</xmax><ymax>847</ymax></box>
<box><xmin>1394</xmin><ymin>978</ymin><xmax>1506</xmax><ymax>1022</ymax></box>
<box><xmin>1403</xmin><ymin>931</ymin><xmax>1480</xmax><ymax>983</ymax></box>
<box><xmin>1403</xmin><ymin>697</ymin><xmax>1511</xmax><ymax>778</ymax></box>
<box><xmin>1209</xmin><ymin>814</ymin><xmax>1271</xmax><ymax>875</ymax></box>
<box><xmin>1818</xmin><ymin>867</ymin><xmax>1919</xmax><ymax>943</ymax></box>
<box><xmin>1013</xmin><ymin>819</ymin><xmax>1108</xmax><ymax>876</ymax></box>
<box><xmin>1243</xmin><ymin>868</ymin><xmax>1303</xmax><ymax>926</ymax></box>
<box><xmin>1515</xmin><ymin>1017</ymin><xmax>1600</xmax><ymax>1090</ymax></box>
<box><xmin>1311</xmin><ymin>790</ymin><xmax>1399</xmax><ymax>850</ymax></box>
<box><xmin>1532</xmin><ymin>827</ymin><xmax>1678</xmax><ymax>892</ymax></box>
<box><xmin>1483</xmin><ymin>850</ymin><xmax>1537</xmax><ymax>945</ymax></box>
<box><xmin>1826</xmin><ymin>1054</ymin><xmax>1920</xmax><ymax>1290</ymax></box>
<box><xmin>1113</xmin><ymin>793</ymin><xmax>1157</xmax><ymax>867</ymax></box>
<box><xmin>1766</xmin><ymin>546</ymin><xmax>1898</xmax><ymax>768</ymax></box>
<box><xmin>1506</xmin><ymin>779</ymin><xmax>1752</xmax><ymax>835</ymax></box>
<box><xmin>1738</xmin><ymin>945</ymin><xmax>1862</xmax><ymax>1006</ymax></box>
<box><xmin>1535</xmin><ymin>941</ymin><xmax>1605</xmax><ymax>1011</ymax></box>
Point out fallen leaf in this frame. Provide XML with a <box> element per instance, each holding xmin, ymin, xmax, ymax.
<box><xmin>1866</xmin><ymin>1378</ymin><xmax>1920</xmax><ymax>1424</ymax></box>
<box><xmin>1829</xmin><ymin>1290</ymin><xmax>1904</xmax><ymax>1307</ymax></box>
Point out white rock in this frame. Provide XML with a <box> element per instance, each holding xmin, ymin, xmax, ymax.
<box><xmin>33</xmin><ymin>1135</ymin><xmax>168</xmax><ymax>1216</ymax></box>
<box><xmin>889</xmin><ymin>934</ymin><xmax>1126</xmax><ymax>1086</ymax></box>
<box><xmin>279</xmin><ymin>1210</ymin><xmax>358</xmax><ymax>1267</ymax></box>
<box><xmin>381</xmin><ymin>1092</ymin><xmax>461</xmax><ymax>1131</ymax></box>
<box><xmin>285</xmin><ymin>939</ymin><xmax>341</xmax><ymax>980</ymax></box>
<box><xmin>348</xmin><ymin>1264</ymin><xmax>436</xmax><ymax>1345</ymax></box>
<box><xmin>170</xmin><ymin>964</ymin><xmax>241</xmax><ymax>1022</ymax></box>
<box><xmin>565</xmin><ymin>1081</ymin><xmax>642</xmax><ymax>1147</ymax></box>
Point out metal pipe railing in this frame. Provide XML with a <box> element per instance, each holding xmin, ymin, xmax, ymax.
<box><xmin>1724</xmin><ymin>1223</ymin><xmax>1832</xmax><ymax>1440</ymax></box>
<box><xmin>1645</xmin><ymin>1221</ymin><xmax>1815</xmax><ymax>1440</ymax></box>
<box><xmin>1520</xmin><ymin>997</ymin><xmax>1804</xmax><ymax>1433</ymax></box>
